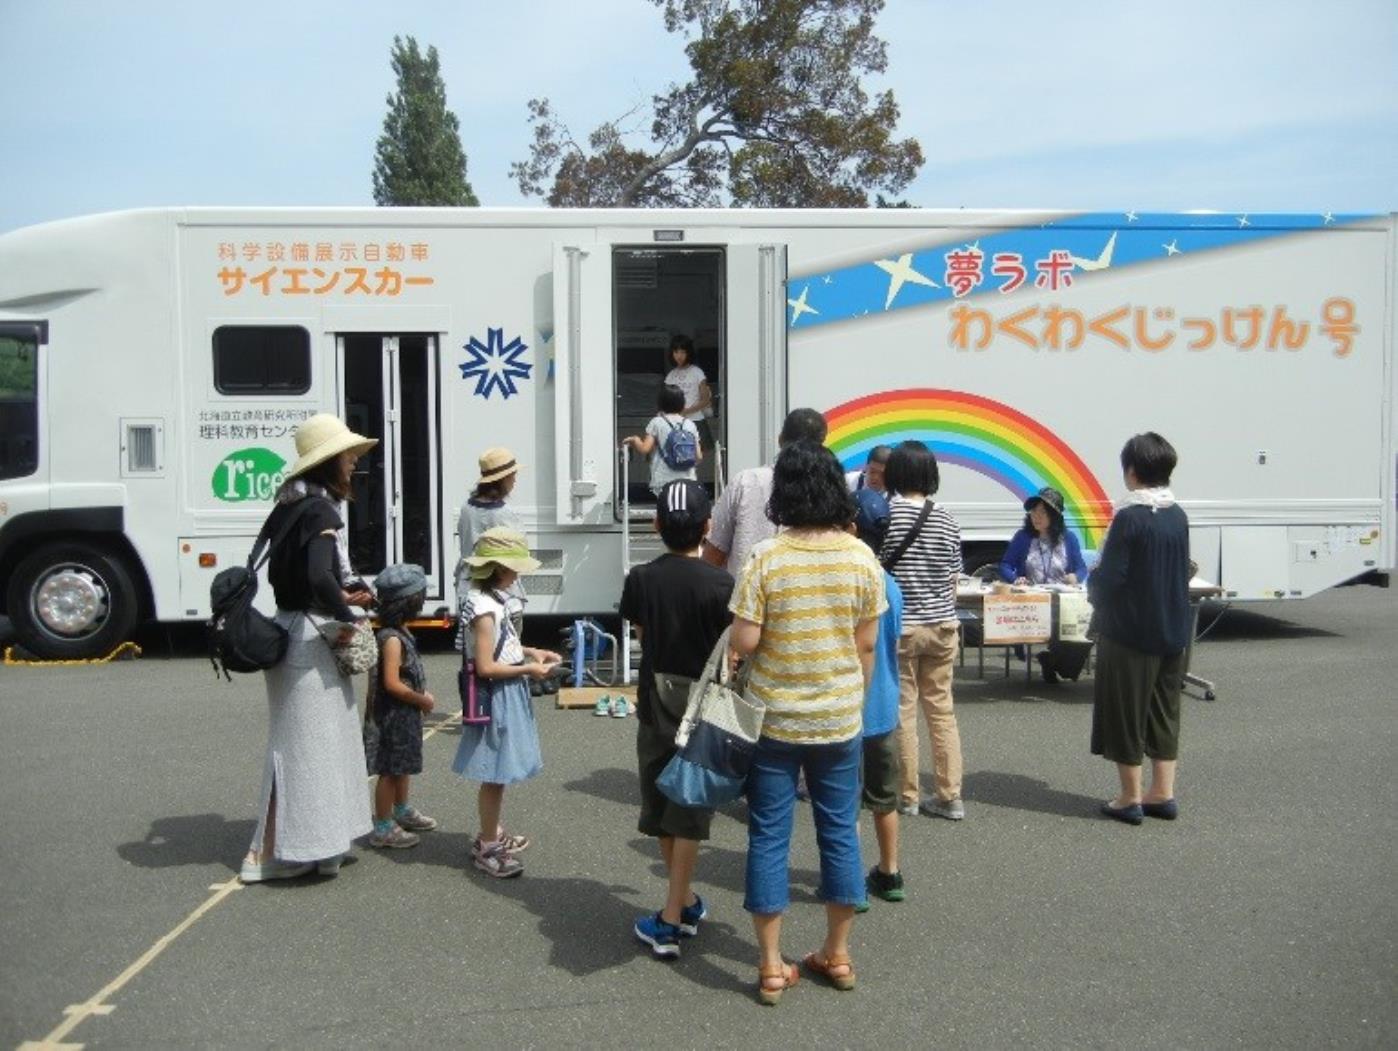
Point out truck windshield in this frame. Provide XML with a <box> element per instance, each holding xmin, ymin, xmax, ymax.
<box><xmin>0</xmin><ymin>329</ymin><xmax>39</xmax><ymax>479</ymax></box>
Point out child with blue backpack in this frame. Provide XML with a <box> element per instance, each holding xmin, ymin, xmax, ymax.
<box><xmin>624</xmin><ymin>383</ymin><xmax>702</xmax><ymax>497</ymax></box>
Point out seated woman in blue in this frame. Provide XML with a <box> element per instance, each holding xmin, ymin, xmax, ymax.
<box><xmin>998</xmin><ymin>487</ymin><xmax>1091</xmax><ymax>682</ymax></box>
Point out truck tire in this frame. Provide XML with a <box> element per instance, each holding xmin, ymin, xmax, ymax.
<box><xmin>6</xmin><ymin>542</ymin><xmax>140</xmax><ymax>660</ymax></box>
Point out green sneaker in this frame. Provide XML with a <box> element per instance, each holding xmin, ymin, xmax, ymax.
<box><xmin>593</xmin><ymin>695</ymin><xmax>611</xmax><ymax>717</ymax></box>
<box><xmin>854</xmin><ymin>899</ymin><xmax>870</xmax><ymax>914</ymax></box>
<box><xmin>866</xmin><ymin>865</ymin><xmax>905</xmax><ymax>902</ymax></box>
<box><xmin>610</xmin><ymin>696</ymin><xmax>630</xmax><ymax>719</ymax></box>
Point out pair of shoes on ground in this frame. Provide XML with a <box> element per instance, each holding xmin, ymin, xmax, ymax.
<box><xmin>592</xmin><ymin>695</ymin><xmax>630</xmax><ymax>718</ymax></box>
<box><xmin>472</xmin><ymin>834</ymin><xmax>526</xmax><ymax>878</ymax></box>
<box><xmin>633</xmin><ymin>895</ymin><xmax>708</xmax><ymax>958</ymax></box>
<box><xmin>368</xmin><ymin>806</ymin><xmax>439</xmax><ymax>849</ymax></box>
<box><xmin>1101</xmin><ymin>797</ymin><xmax>1179</xmax><ymax>825</ymax></box>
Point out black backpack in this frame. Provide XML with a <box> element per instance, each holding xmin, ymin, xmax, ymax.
<box><xmin>208</xmin><ymin>500</ymin><xmax>317</xmax><ymax>680</ymax></box>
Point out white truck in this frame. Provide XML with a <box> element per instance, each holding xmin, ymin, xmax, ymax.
<box><xmin>0</xmin><ymin>206</ymin><xmax>1392</xmax><ymax>658</ymax></box>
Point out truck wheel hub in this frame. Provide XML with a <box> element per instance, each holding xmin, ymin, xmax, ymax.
<box><xmin>33</xmin><ymin>567</ymin><xmax>108</xmax><ymax>638</ymax></box>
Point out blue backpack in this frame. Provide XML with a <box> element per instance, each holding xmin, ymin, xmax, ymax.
<box><xmin>658</xmin><ymin>416</ymin><xmax>699</xmax><ymax>470</ymax></box>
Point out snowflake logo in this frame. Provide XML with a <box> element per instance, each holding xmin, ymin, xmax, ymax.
<box><xmin>459</xmin><ymin>328</ymin><xmax>532</xmax><ymax>400</ymax></box>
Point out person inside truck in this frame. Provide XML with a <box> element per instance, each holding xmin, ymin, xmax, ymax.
<box><xmin>664</xmin><ymin>333</ymin><xmax>714</xmax><ymax>449</ymax></box>
<box><xmin>623</xmin><ymin>383</ymin><xmax>703</xmax><ymax>497</ymax></box>
<box><xmin>997</xmin><ymin>486</ymin><xmax>1092</xmax><ymax>682</ymax></box>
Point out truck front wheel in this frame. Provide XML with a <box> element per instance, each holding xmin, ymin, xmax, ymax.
<box><xmin>6</xmin><ymin>543</ymin><xmax>140</xmax><ymax>660</ymax></box>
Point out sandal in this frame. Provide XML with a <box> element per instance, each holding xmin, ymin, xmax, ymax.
<box><xmin>757</xmin><ymin>960</ymin><xmax>798</xmax><ymax>1006</ymax></box>
<box><xmin>802</xmin><ymin>950</ymin><xmax>856</xmax><ymax>991</ymax></box>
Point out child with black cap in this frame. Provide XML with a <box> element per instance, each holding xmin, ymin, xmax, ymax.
<box><xmin>619</xmin><ymin>479</ymin><xmax>735</xmax><ymax>958</ymax></box>
<box><xmin>364</xmin><ymin>563</ymin><xmax>439</xmax><ymax>849</ymax></box>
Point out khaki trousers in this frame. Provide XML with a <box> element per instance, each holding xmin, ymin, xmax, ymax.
<box><xmin>896</xmin><ymin>622</ymin><xmax>963</xmax><ymax>806</ymax></box>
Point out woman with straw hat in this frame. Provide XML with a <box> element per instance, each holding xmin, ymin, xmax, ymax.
<box><xmin>452</xmin><ymin>528</ymin><xmax>561</xmax><ymax>878</ymax></box>
<box><xmin>455</xmin><ymin>447</ymin><xmax>526</xmax><ymax>636</ymax></box>
<box><xmin>240</xmin><ymin>413</ymin><xmax>378</xmax><ymax>883</ymax></box>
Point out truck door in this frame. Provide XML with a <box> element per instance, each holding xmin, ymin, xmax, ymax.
<box><xmin>337</xmin><ymin>333</ymin><xmax>443</xmax><ymax>598</ymax></box>
<box><xmin>551</xmin><ymin>242</ymin><xmax>614</xmax><ymax>523</ymax></box>
<box><xmin>722</xmin><ymin>244</ymin><xmax>788</xmax><ymax>474</ymax></box>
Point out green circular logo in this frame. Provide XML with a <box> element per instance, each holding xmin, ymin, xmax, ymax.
<box><xmin>212</xmin><ymin>447</ymin><xmax>288</xmax><ymax>502</ymax></box>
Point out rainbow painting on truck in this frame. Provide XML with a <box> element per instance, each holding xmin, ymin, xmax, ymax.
<box><xmin>824</xmin><ymin>388</ymin><xmax>1113</xmax><ymax>549</ymax></box>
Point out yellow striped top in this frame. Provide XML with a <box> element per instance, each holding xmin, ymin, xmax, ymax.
<box><xmin>730</xmin><ymin>530</ymin><xmax>887</xmax><ymax>744</ymax></box>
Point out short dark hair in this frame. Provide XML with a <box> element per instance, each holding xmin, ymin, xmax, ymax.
<box><xmin>1120</xmin><ymin>432</ymin><xmax>1177</xmax><ymax>487</ymax></box>
<box><xmin>867</xmin><ymin>445</ymin><xmax>892</xmax><ymax>466</ymax></box>
<box><xmin>657</xmin><ymin>514</ymin><xmax>706</xmax><ymax>552</ymax></box>
<box><xmin>766</xmin><ymin>440</ymin><xmax>855</xmax><ymax>528</ymax></box>
<box><xmin>778</xmin><ymin>407</ymin><xmax>828</xmax><ymax>446</ymax></box>
<box><xmin>669</xmin><ymin>333</ymin><xmax>694</xmax><ymax>358</ymax></box>
<box><xmin>658</xmin><ymin>383</ymin><xmax>686</xmax><ymax>414</ymax></box>
<box><xmin>884</xmin><ymin>440</ymin><xmax>940</xmax><ymax>497</ymax></box>
<box><xmin>299</xmin><ymin>458</ymin><xmax>351</xmax><ymax>501</ymax></box>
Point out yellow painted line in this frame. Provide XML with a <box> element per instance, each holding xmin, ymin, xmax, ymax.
<box><xmin>19</xmin><ymin>714</ymin><xmax>458</xmax><ymax>1048</ymax></box>
<box><xmin>18</xmin><ymin>877</ymin><xmax>245</xmax><ymax>1049</ymax></box>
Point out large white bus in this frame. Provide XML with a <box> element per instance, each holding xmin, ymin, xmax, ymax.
<box><xmin>0</xmin><ymin>206</ymin><xmax>1392</xmax><ymax>658</ymax></box>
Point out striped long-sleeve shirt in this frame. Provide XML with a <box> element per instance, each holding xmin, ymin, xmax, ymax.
<box><xmin>730</xmin><ymin>531</ymin><xmax>887</xmax><ymax>744</ymax></box>
<box><xmin>880</xmin><ymin>495</ymin><xmax>962</xmax><ymax>626</ymax></box>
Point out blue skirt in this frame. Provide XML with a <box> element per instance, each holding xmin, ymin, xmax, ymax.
<box><xmin>451</xmin><ymin>678</ymin><xmax>542</xmax><ymax>785</ymax></box>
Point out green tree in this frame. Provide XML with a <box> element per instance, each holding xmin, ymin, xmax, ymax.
<box><xmin>511</xmin><ymin>0</ymin><xmax>922</xmax><ymax>208</ymax></box>
<box><xmin>373</xmin><ymin>36</ymin><xmax>478</xmax><ymax>206</ymax></box>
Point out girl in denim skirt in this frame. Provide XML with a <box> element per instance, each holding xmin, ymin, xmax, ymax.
<box><xmin>452</xmin><ymin>528</ymin><xmax>561</xmax><ymax>877</ymax></box>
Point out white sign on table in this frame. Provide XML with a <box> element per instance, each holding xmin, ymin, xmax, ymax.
<box><xmin>1057</xmin><ymin>591</ymin><xmax>1093</xmax><ymax>641</ymax></box>
<box><xmin>982</xmin><ymin>592</ymin><xmax>1053</xmax><ymax>644</ymax></box>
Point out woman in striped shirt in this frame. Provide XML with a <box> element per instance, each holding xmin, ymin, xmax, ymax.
<box><xmin>730</xmin><ymin>440</ymin><xmax>886</xmax><ymax>1004</ymax></box>
<box><xmin>879</xmin><ymin>441</ymin><xmax>966</xmax><ymax>821</ymax></box>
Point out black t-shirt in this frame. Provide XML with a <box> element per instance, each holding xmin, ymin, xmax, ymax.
<box><xmin>619</xmin><ymin>553</ymin><xmax>734</xmax><ymax>724</ymax></box>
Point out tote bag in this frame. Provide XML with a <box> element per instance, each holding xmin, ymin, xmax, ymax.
<box><xmin>656</xmin><ymin>627</ymin><xmax>765</xmax><ymax>808</ymax></box>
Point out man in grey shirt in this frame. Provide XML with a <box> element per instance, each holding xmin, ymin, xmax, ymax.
<box><xmin>702</xmin><ymin>408</ymin><xmax>829</xmax><ymax>576</ymax></box>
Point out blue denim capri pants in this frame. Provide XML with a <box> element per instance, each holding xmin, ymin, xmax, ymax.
<box><xmin>744</xmin><ymin>734</ymin><xmax>864</xmax><ymax>915</ymax></box>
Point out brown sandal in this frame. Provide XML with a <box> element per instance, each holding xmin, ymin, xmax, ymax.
<box><xmin>757</xmin><ymin>960</ymin><xmax>799</xmax><ymax>1005</ymax></box>
<box><xmin>802</xmin><ymin>950</ymin><xmax>856</xmax><ymax>990</ymax></box>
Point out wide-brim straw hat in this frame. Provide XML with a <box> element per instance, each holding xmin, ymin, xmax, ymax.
<box><xmin>478</xmin><ymin>446</ymin><xmax>521</xmax><ymax>485</ymax></box>
<box><xmin>288</xmin><ymin>413</ymin><xmax>377</xmax><ymax>479</ymax></box>
<box><xmin>464</xmin><ymin>526</ymin><xmax>541</xmax><ymax>578</ymax></box>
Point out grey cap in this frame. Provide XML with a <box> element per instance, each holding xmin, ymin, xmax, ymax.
<box><xmin>374</xmin><ymin>563</ymin><xmax>426</xmax><ymax>603</ymax></box>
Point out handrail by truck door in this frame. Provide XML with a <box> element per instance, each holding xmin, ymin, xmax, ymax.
<box><xmin>551</xmin><ymin>241</ymin><xmax>614</xmax><ymax>523</ymax></box>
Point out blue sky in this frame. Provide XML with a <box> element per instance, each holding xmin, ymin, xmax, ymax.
<box><xmin>1</xmin><ymin>0</ymin><xmax>1395</xmax><ymax>233</ymax></box>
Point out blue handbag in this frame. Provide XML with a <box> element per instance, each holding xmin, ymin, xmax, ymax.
<box><xmin>656</xmin><ymin>628</ymin><xmax>764</xmax><ymax>809</ymax></box>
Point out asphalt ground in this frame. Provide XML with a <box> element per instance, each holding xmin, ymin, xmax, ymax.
<box><xmin>1</xmin><ymin>589</ymin><xmax>1395</xmax><ymax>1050</ymax></box>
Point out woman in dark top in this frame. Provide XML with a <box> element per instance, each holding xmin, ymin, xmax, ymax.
<box><xmin>240</xmin><ymin>414</ymin><xmax>378</xmax><ymax>882</ymax></box>
<box><xmin>1088</xmin><ymin>433</ymin><xmax>1192</xmax><ymax>825</ymax></box>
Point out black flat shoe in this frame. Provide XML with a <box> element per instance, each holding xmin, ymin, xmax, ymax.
<box><xmin>1142</xmin><ymin>799</ymin><xmax>1179</xmax><ymax>820</ymax></box>
<box><xmin>1035</xmin><ymin>651</ymin><xmax>1060</xmax><ymax>684</ymax></box>
<box><xmin>1100</xmin><ymin>800</ymin><xmax>1144</xmax><ymax>825</ymax></box>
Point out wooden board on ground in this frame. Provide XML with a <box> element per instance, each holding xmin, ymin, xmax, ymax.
<box><xmin>556</xmin><ymin>685</ymin><xmax>637</xmax><ymax>710</ymax></box>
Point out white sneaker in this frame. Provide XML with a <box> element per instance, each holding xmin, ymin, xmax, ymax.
<box><xmin>239</xmin><ymin>858</ymin><xmax>315</xmax><ymax>883</ymax></box>
<box><xmin>922</xmin><ymin>797</ymin><xmax>966</xmax><ymax>821</ymax></box>
<box><xmin>897</xmin><ymin>800</ymin><xmax>920</xmax><ymax>817</ymax></box>
<box><xmin>317</xmin><ymin>855</ymin><xmax>344</xmax><ymax>876</ymax></box>
<box><xmin>472</xmin><ymin>838</ymin><xmax>523</xmax><ymax>878</ymax></box>
<box><xmin>368</xmin><ymin>823</ymin><xmax>420</xmax><ymax>849</ymax></box>
<box><xmin>394</xmin><ymin>806</ymin><xmax>439</xmax><ymax>832</ymax></box>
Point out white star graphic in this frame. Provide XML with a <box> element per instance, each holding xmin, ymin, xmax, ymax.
<box><xmin>1322</xmin><ymin>212</ymin><xmax>1335</xmax><ymax>225</ymax></box>
<box><xmin>787</xmin><ymin>285</ymin><xmax>819</xmax><ymax>324</ymax></box>
<box><xmin>1125</xmin><ymin>211</ymin><xmax>1139</xmax><ymax>223</ymax></box>
<box><xmin>1069</xmin><ymin>231</ymin><xmax>1117</xmax><ymax>272</ymax></box>
<box><xmin>822</xmin><ymin>274</ymin><xmax>834</xmax><ymax>285</ymax></box>
<box><xmin>964</xmin><ymin>241</ymin><xmax>980</xmax><ymax>252</ymax></box>
<box><xmin>1162</xmin><ymin>240</ymin><xmax>1182</xmax><ymax>256</ymax></box>
<box><xmin>873</xmin><ymin>253</ymin><xmax>939</xmax><ymax>310</ymax></box>
<box><xmin>1236</xmin><ymin>214</ymin><xmax>1250</xmax><ymax>227</ymax></box>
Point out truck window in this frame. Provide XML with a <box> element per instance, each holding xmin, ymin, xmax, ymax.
<box><xmin>213</xmin><ymin>325</ymin><xmax>311</xmax><ymax>394</ymax></box>
<box><xmin>0</xmin><ymin>331</ymin><xmax>39</xmax><ymax>480</ymax></box>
